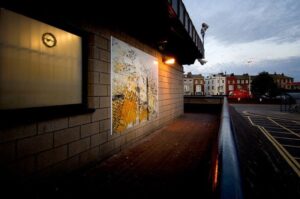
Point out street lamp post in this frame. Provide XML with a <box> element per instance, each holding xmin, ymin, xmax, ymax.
<box><xmin>199</xmin><ymin>22</ymin><xmax>209</xmax><ymax>65</ymax></box>
<box><xmin>201</xmin><ymin>22</ymin><xmax>209</xmax><ymax>47</ymax></box>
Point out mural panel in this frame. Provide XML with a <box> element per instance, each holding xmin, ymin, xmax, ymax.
<box><xmin>111</xmin><ymin>37</ymin><xmax>158</xmax><ymax>133</ymax></box>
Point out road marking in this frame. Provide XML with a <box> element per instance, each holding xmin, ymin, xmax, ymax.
<box><xmin>259</xmin><ymin>127</ymin><xmax>300</xmax><ymax>177</ymax></box>
<box><xmin>268</xmin><ymin>117</ymin><xmax>300</xmax><ymax>138</ymax></box>
<box><xmin>282</xmin><ymin>144</ymin><xmax>300</xmax><ymax>149</ymax></box>
<box><xmin>268</xmin><ymin>131</ymin><xmax>291</xmax><ymax>136</ymax></box>
<box><xmin>273</xmin><ymin>136</ymin><xmax>300</xmax><ymax>141</ymax></box>
<box><xmin>243</xmin><ymin>111</ymin><xmax>300</xmax><ymax>123</ymax></box>
<box><xmin>295</xmin><ymin>121</ymin><xmax>300</xmax><ymax>125</ymax></box>
<box><xmin>247</xmin><ymin>116</ymin><xmax>300</xmax><ymax>177</ymax></box>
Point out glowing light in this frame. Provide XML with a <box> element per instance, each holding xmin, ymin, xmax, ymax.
<box><xmin>212</xmin><ymin>156</ymin><xmax>219</xmax><ymax>191</ymax></box>
<box><xmin>164</xmin><ymin>57</ymin><xmax>175</xmax><ymax>65</ymax></box>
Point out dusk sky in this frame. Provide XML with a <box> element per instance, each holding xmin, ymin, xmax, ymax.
<box><xmin>183</xmin><ymin>0</ymin><xmax>300</xmax><ymax>81</ymax></box>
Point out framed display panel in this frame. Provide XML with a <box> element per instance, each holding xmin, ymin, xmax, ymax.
<box><xmin>111</xmin><ymin>37</ymin><xmax>158</xmax><ymax>134</ymax></box>
<box><xmin>0</xmin><ymin>8</ymin><xmax>88</xmax><ymax>120</ymax></box>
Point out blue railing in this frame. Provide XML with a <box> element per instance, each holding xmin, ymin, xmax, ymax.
<box><xmin>215</xmin><ymin>97</ymin><xmax>243</xmax><ymax>199</ymax></box>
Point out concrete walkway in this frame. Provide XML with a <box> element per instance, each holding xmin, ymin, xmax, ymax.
<box><xmin>18</xmin><ymin>113</ymin><xmax>220</xmax><ymax>198</ymax></box>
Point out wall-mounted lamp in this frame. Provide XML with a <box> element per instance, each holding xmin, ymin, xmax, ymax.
<box><xmin>163</xmin><ymin>56</ymin><xmax>175</xmax><ymax>65</ymax></box>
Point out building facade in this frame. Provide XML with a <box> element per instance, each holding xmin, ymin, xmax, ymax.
<box><xmin>193</xmin><ymin>74</ymin><xmax>205</xmax><ymax>95</ymax></box>
<box><xmin>287</xmin><ymin>82</ymin><xmax>300</xmax><ymax>90</ymax></box>
<box><xmin>271</xmin><ymin>73</ymin><xmax>294</xmax><ymax>90</ymax></box>
<box><xmin>0</xmin><ymin>0</ymin><xmax>204</xmax><ymax>181</ymax></box>
<box><xmin>183</xmin><ymin>73</ymin><xmax>205</xmax><ymax>95</ymax></box>
<box><xmin>227</xmin><ymin>73</ymin><xmax>252</xmax><ymax>99</ymax></box>
<box><xmin>183</xmin><ymin>73</ymin><xmax>194</xmax><ymax>95</ymax></box>
<box><xmin>205</xmin><ymin>73</ymin><xmax>226</xmax><ymax>96</ymax></box>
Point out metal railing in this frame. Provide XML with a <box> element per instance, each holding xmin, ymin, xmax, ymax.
<box><xmin>167</xmin><ymin>0</ymin><xmax>204</xmax><ymax>54</ymax></box>
<box><xmin>215</xmin><ymin>97</ymin><xmax>244</xmax><ymax>199</ymax></box>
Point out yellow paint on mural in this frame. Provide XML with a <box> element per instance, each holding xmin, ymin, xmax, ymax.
<box><xmin>113</xmin><ymin>90</ymin><xmax>139</xmax><ymax>133</ymax></box>
<box><xmin>112</xmin><ymin>37</ymin><xmax>158</xmax><ymax>134</ymax></box>
<box><xmin>139</xmin><ymin>106</ymin><xmax>148</xmax><ymax>122</ymax></box>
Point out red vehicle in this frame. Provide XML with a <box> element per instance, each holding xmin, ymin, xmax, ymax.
<box><xmin>228</xmin><ymin>89</ymin><xmax>252</xmax><ymax>99</ymax></box>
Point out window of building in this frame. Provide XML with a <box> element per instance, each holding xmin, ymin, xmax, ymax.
<box><xmin>184</xmin><ymin>85</ymin><xmax>190</xmax><ymax>92</ymax></box>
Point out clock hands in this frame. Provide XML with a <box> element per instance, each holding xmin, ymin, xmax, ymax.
<box><xmin>42</xmin><ymin>32</ymin><xmax>57</xmax><ymax>48</ymax></box>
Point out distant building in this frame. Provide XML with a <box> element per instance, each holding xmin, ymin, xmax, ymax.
<box><xmin>271</xmin><ymin>73</ymin><xmax>293</xmax><ymax>90</ymax></box>
<box><xmin>193</xmin><ymin>74</ymin><xmax>205</xmax><ymax>95</ymax></box>
<box><xmin>226</xmin><ymin>73</ymin><xmax>252</xmax><ymax>99</ymax></box>
<box><xmin>287</xmin><ymin>82</ymin><xmax>300</xmax><ymax>90</ymax></box>
<box><xmin>205</xmin><ymin>73</ymin><xmax>226</xmax><ymax>95</ymax></box>
<box><xmin>183</xmin><ymin>73</ymin><xmax>205</xmax><ymax>95</ymax></box>
<box><xmin>184</xmin><ymin>72</ymin><xmax>296</xmax><ymax>97</ymax></box>
<box><xmin>183</xmin><ymin>73</ymin><xmax>194</xmax><ymax>95</ymax></box>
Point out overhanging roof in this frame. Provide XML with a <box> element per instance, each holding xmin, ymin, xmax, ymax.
<box><xmin>2</xmin><ymin>0</ymin><xmax>204</xmax><ymax>65</ymax></box>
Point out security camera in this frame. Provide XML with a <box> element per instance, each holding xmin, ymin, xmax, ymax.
<box><xmin>199</xmin><ymin>59</ymin><xmax>208</xmax><ymax>65</ymax></box>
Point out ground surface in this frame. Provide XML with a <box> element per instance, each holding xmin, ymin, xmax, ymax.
<box><xmin>14</xmin><ymin>113</ymin><xmax>220</xmax><ymax>198</ymax></box>
<box><xmin>230</xmin><ymin>104</ymin><xmax>300</xmax><ymax>199</ymax></box>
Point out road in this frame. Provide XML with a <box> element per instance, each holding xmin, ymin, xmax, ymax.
<box><xmin>230</xmin><ymin>104</ymin><xmax>300</xmax><ymax>199</ymax></box>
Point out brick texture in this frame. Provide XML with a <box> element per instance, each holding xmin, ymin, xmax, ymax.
<box><xmin>0</xmin><ymin>29</ymin><xmax>184</xmax><ymax>180</ymax></box>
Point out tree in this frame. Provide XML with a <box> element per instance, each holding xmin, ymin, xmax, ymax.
<box><xmin>251</xmin><ymin>72</ymin><xmax>280</xmax><ymax>98</ymax></box>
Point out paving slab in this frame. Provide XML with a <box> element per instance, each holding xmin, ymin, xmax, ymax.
<box><xmin>10</xmin><ymin>113</ymin><xmax>220</xmax><ymax>198</ymax></box>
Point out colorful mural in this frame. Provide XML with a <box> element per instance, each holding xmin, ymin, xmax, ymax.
<box><xmin>111</xmin><ymin>37</ymin><xmax>158</xmax><ymax>133</ymax></box>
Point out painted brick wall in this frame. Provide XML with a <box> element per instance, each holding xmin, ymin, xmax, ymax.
<box><xmin>0</xmin><ymin>25</ymin><xmax>184</xmax><ymax>180</ymax></box>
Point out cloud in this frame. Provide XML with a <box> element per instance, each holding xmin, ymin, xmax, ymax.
<box><xmin>183</xmin><ymin>0</ymin><xmax>300</xmax><ymax>81</ymax></box>
<box><xmin>204</xmin><ymin>36</ymin><xmax>300</xmax><ymax>65</ymax></box>
<box><xmin>184</xmin><ymin>0</ymin><xmax>300</xmax><ymax>43</ymax></box>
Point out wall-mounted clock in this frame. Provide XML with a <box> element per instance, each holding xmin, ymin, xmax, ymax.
<box><xmin>42</xmin><ymin>32</ymin><xmax>57</xmax><ymax>48</ymax></box>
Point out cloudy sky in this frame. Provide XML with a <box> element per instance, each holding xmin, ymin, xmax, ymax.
<box><xmin>183</xmin><ymin>0</ymin><xmax>300</xmax><ymax>81</ymax></box>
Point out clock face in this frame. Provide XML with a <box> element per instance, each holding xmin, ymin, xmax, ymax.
<box><xmin>42</xmin><ymin>32</ymin><xmax>57</xmax><ymax>48</ymax></box>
